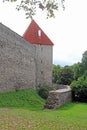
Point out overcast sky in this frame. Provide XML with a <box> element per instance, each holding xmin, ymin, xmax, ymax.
<box><xmin>0</xmin><ymin>0</ymin><xmax>87</xmax><ymax>66</ymax></box>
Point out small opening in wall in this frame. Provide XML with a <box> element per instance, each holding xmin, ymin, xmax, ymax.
<box><xmin>41</xmin><ymin>47</ymin><xmax>43</xmax><ymax>51</ymax></box>
<box><xmin>41</xmin><ymin>60</ymin><xmax>42</xmax><ymax>63</ymax></box>
<box><xmin>38</xmin><ymin>30</ymin><xmax>41</xmax><ymax>37</ymax></box>
<box><xmin>41</xmin><ymin>71</ymin><xmax>43</xmax><ymax>74</ymax></box>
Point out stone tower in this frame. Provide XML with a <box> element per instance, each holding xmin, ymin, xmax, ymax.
<box><xmin>0</xmin><ymin>20</ymin><xmax>53</xmax><ymax>92</ymax></box>
<box><xmin>23</xmin><ymin>20</ymin><xmax>54</xmax><ymax>87</ymax></box>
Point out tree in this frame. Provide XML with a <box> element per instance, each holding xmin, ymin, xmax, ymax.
<box><xmin>72</xmin><ymin>62</ymin><xmax>84</xmax><ymax>80</ymax></box>
<box><xmin>3</xmin><ymin>0</ymin><xmax>65</xmax><ymax>19</ymax></box>
<box><xmin>52</xmin><ymin>64</ymin><xmax>61</xmax><ymax>83</ymax></box>
<box><xmin>82</xmin><ymin>50</ymin><xmax>87</xmax><ymax>71</ymax></box>
<box><xmin>57</xmin><ymin>66</ymin><xmax>74</xmax><ymax>85</ymax></box>
<box><xmin>70</xmin><ymin>50</ymin><xmax>87</xmax><ymax>102</ymax></box>
<box><xmin>71</xmin><ymin>76</ymin><xmax>87</xmax><ymax>102</ymax></box>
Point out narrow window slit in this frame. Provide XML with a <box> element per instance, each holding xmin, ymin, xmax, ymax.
<box><xmin>38</xmin><ymin>30</ymin><xmax>41</xmax><ymax>37</ymax></box>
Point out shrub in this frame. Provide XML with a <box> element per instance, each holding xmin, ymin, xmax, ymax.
<box><xmin>37</xmin><ymin>85</ymin><xmax>53</xmax><ymax>99</ymax></box>
<box><xmin>70</xmin><ymin>76</ymin><xmax>87</xmax><ymax>102</ymax></box>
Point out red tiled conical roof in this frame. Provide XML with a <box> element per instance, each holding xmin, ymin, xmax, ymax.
<box><xmin>23</xmin><ymin>20</ymin><xmax>54</xmax><ymax>46</ymax></box>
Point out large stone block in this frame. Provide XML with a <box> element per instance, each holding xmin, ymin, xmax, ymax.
<box><xmin>44</xmin><ymin>85</ymin><xmax>72</xmax><ymax>109</ymax></box>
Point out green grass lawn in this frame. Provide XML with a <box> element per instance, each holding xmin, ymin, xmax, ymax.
<box><xmin>0</xmin><ymin>89</ymin><xmax>45</xmax><ymax>110</ymax></box>
<box><xmin>0</xmin><ymin>89</ymin><xmax>87</xmax><ymax>130</ymax></box>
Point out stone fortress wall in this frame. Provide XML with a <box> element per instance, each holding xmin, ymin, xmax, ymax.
<box><xmin>0</xmin><ymin>23</ymin><xmax>72</xmax><ymax>108</ymax></box>
<box><xmin>44</xmin><ymin>85</ymin><xmax>72</xmax><ymax>109</ymax></box>
<box><xmin>0</xmin><ymin>23</ymin><xmax>52</xmax><ymax>91</ymax></box>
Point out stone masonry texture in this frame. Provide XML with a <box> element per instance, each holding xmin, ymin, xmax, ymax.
<box><xmin>0</xmin><ymin>23</ymin><xmax>53</xmax><ymax>92</ymax></box>
<box><xmin>44</xmin><ymin>85</ymin><xmax>72</xmax><ymax>109</ymax></box>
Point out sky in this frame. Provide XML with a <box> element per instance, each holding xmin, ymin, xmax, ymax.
<box><xmin>0</xmin><ymin>0</ymin><xmax>87</xmax><ymax>66</ymax></box>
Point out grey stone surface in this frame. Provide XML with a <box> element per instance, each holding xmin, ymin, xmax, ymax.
<box><xmin>44</xmin><ymin>85</ymin><xmax>72</xmax><ymax>109</ymax></box>
<box><xmin>0</xmin><ymin>23</ymin><xmax>53</xmax><ymax>91</ymax></box>
<box><xmin>35</xmin><ymin>44</ymin><xmax>53</xmax><ymax>87</ymax></box>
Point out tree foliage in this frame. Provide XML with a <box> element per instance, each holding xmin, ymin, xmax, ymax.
<box><xmin>53</xmin><ymin>50</ymin><xmax>87</xmax><ymax>84</ymax></box>
<box><xmin>70</xmin><ymin>50</ymin><xmax>87</xmax><ymax>102</ymax></box>
<box><xmin>72</xmin><ymin>62</ymin><xmax>84</xmax><ymax>80</ymax></box>
<box><xmin>52</xmin><ymin>50</ymin><xmax>87</xmax><ymax>102</ymax></box>
<box><xmin>71</xmin><ymin>76</ymin><xmax>87</xmax><ymax>102</ymax></box>
<box><xmin>53</xmin><ymin>65</ymin><xmax>74</xmax><ymax>85</ymax></box>
<box><xmin>37</xmin><ymin>84</ymin><xmax>53</xmax><ymax>99</ymax></box>
<box><xmin>52</xmin><ymin>64</ymin><xmax>61</xmax><ymax>83</ymax></box>
<box><xmin>3</xmin><ymin>0</ymin><xmax>65</xmax><ymax>19</ymax></box>
<box><xmin>57</xmin><ymin>66</ymin><xmax>74</xmax><ymax>85</ymax></box>
<box><xmin>82</xmin><ymin>50</ymin><xmax>87</xmax><ymax>72</ymax></box>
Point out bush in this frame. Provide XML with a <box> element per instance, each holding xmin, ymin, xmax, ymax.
<box><xmin>37</xmin><ymin>85</ymin><xmax>53</xmax><ymax>99</ymax></box>
<box><xmin>70</xmin><ymin>76</ymin><xmax>87</xmax><ymax>102</ymax></box>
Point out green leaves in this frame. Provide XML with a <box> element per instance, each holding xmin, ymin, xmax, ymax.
<box><xmin>82</xmin><ymin>50</ymin><xmax>87</xmax><ymax>71</ymax></box>
<box><xmin>3</xmin><ymin>0</ymin><xmax>17</xmax><ymax>2</ymax></box>
<box><xmin>37</xmin><ymin>84</ymin><xmax>53</xmax><ymax>99</ymax></box>
<box><xmin>45</xmin><ymin>0</ymin><xmax>58</xmax><ymax>18</ymax></box>
<box><xmin>3</xmin><ymin>0</ymin><xmax>65</xmax><ymax>19</ymax></box>
<box><xmin>71</xmin><ymin>76</ymin><xmax>87</xmax><ymax>102</ymax></box>
<box><xmin>53</xmin><ymin>65</ymin><xmax>74</xmax><ymax>85</ymax></box>
<box><xmin>16</xmin><ymin>0</ymin><xmax>37</xmax><ymax>19</ymax></box>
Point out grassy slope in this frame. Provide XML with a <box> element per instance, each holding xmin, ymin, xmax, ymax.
<box><xmin>0</xmin><ymin>89</ymin><xmax>87</xmax><ymax>129</ymax></box>
<box><xmin>0</xmin><ymin>89</ymin><xmax>45</xmax><ymax>110</ymax></box>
